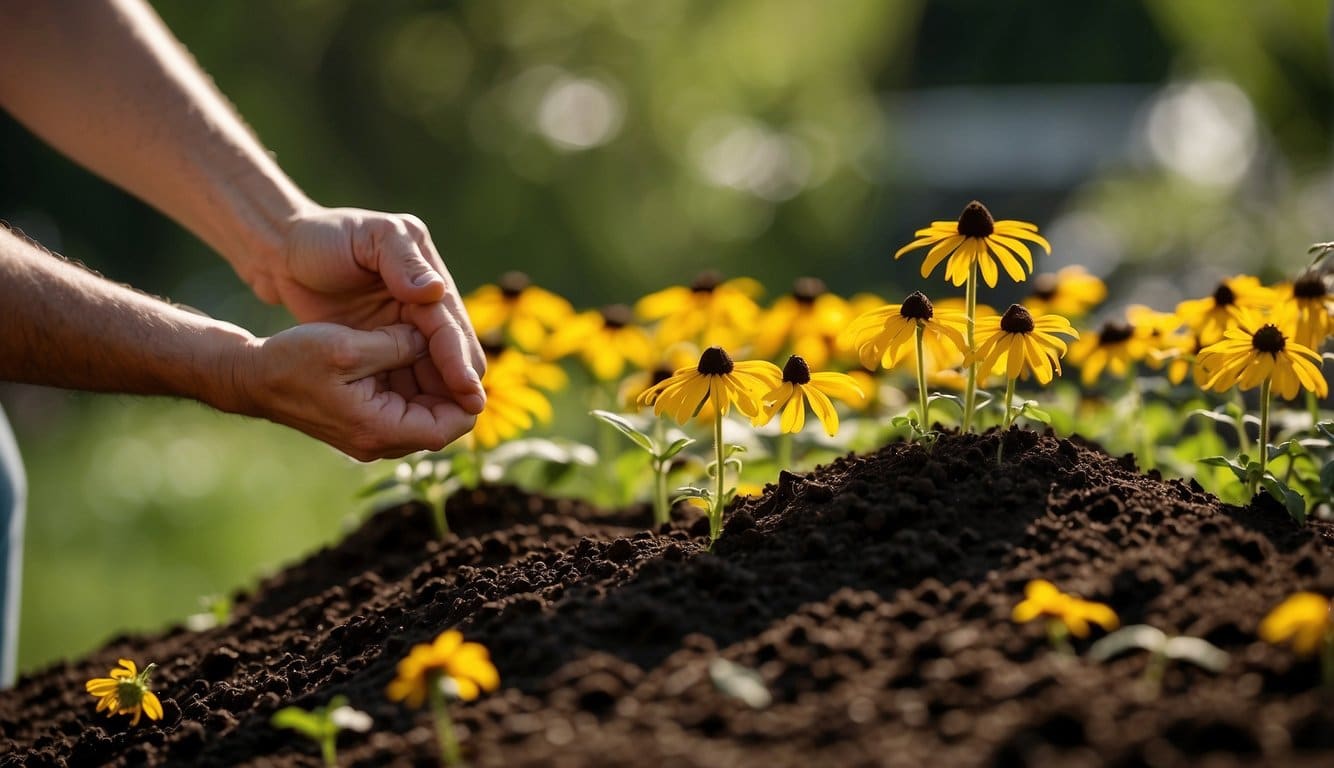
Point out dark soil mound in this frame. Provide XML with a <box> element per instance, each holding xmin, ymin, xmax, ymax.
<box><xmin>1</xmin><ymin>429</ymin><xmax>1331</xmax><ymax>767</ymax></box>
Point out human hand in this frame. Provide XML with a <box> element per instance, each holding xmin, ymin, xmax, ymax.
<box><xmin>259</xmin><ymin>206</ymin><xmax>486</xmax><ymax>416</ymax></box>
<box><xmin>232</xmin><ymin>322</ymin><xmax>477</xmax><ymax>461</ymax></box>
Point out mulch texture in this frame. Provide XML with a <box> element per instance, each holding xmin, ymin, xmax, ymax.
<box><xmin>1</xmin><ymin>428</ymin><xmax>1331</xmax><ymax>767</ymax></box>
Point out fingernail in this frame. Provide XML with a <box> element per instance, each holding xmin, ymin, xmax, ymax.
<box><xmin>413</xmin><ymin>272</ymin><xmax>440</xmax><ymax>287</ymax></box>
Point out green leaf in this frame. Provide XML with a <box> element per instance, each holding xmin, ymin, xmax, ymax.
<box><xmin>1087</xmin><ymin>625</ymin><xmax>1167</xmax><ymax>661</ymax></box>
<box><xmin>1161</xmin><ymin>637</ymin><xmax>1230</xmax><ymax>672</ymax></box>
<box><xmin>723</xmin><ymin>444</ymin><xmax>748</xmax><ymax>459</ymax></box>
<box><xmin>1261</xmin><ymin>476</ymin><xmax>1308</xmax><ymax>525</ymax></box>
<box><xmin>1018</xmin><ymin>401</ymin><xmax>1051</xmax><ymax>424</ymax></box>
<box><xmin>1190</xmin><ymin>408</ymin><xmax>1237</xmax><ymax>428</ymax></box>
<box><xmin>355</xmin><ymin>474</ymin><xmax>404</xmax><ymax>498</ymax></box>
<box><xmin>591</xmin><ymin>410</ymin><xmax>655</xmax><ymax>453</ymax></box>
<box><xmin>271</xmin><ymin>707</ymin><xmax>323</xmax><ymax>738</ymax></box>
<box><xmin>889</xmin><ymin>415</ymin><xmax>916</xmax><ymax>429</ymax></box>
<box><xmin>660</xmin><ymin>437</ymin><xmax>695</xmax><ymax>461</ymax></box>
<box><xmin>927</xmin><ymin>393</ymin><xmax>965</xmax><ymax>417</ymax></box>
<box><xmin>671</xmin><ymin>487</ymin><xmax>711</xmax><ymax>505</ymax></box>
<box><xmin>1199</xmin><ymin>456</ymin><xmax>1249</xmax><ymax>485</ymax></box>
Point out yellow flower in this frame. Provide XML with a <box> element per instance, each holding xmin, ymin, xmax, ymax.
<box><xmin>85</xmin><ymin>659</ymin><xmax>163</xmax><ymax>727</ymax></box>
<box><xmin>469</xmin><ymin>348</ymin><xmax>556</xmax><ymax>449</ymax></box>
<box><xmin>1259</xmin><ymin>592</ymin><xmax>1332</xmax><ymax>658</ymax></box>
<box><xmin>636</xmin><ymin>346</ymin><xmax>781</xmax><ymax>424</ymax></box>
<box><xmin>754</xmin><ymin>355</ymin><xmax>864</xmax><ymax>436</ymax></box>
<box><xmin>841</xmin><ymin>291</ymin><xmax>968</xmax><ymax>372</ymax></box>
<box><xmin>894</xmin><ymin>200</ymin><xmax>1052</xmax><ymax>288</ymax></box>
<box><xmin>1195</xmin><ymin>315</ymin><xmax>1327</xmax><ymax>400</ymax></box>
<box><xmin>1024</xmin><ymin>265</ymin><xmax>1107</xmax><ymax>318</ymax></box>
<box><xmin>1174</xmin><ymin>275</ymin><xmax>1276</xmax><ymax>345</ymax></box>
<box><xmin>1066</xmin><ymin>305</ymin><xmax>1161</xmax><ymax>386</ymax></box>
<box><xmin>465</xmin><ymin>271</ymin><xmax>574</xmax><ymax>352</ymax></box>
<box><xmin>544</xmin><ymin>304</ymin><xmax>655</xmax><ymax>381</ymax></box>
<box><xmin>635</xmin><ymin>271</ymin><xmax>762</xmax><ymax>348</ymax></box>
<box><xmin>1274</xmin><ymin>272</ymin><xmax>1334</xmax><ymax>351</ymax></box>
<box><xmin>752</xmin><ymin>277</ymin><xmax>856</xmax><ymax>370</ymax></box>
<box><xmin>972</xmin><ymin>305</ymin><xmax>1079</xmax><ymax>384</ymax></box>
<box><xmin>387</xmin><ymin>630</ymin><xmax>500</xmax><ymax>709</ymax></box>
<box><xmin>1012</xmin><ymin>580</ymin><xmax>1119</xmax><ymax>639</ymax></box>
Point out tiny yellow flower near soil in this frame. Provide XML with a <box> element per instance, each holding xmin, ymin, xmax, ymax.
<box><xmin>1196</xmin><ymin>315</ymin><xmax>1327</xmax><ymax>401</ymax></box>
<box><xmin>85</xmin><ymin>658</ymin><xmax>163</xmax><ymax>726</ymax></box>
<box><xmin>972</xmin><ymin>305</ymin><xmax>1079</xmax><ymax>385</ymax></box>
<box><xmin>1174</xmin><ymin>275</ymin><xmax>1276</xmax><ymax>346</ymax></box>
<box><xmin>754</xmin><ymin>355</ymin><xmax>864</xmax><ymax>437</ymax></box>
<box><xmin>635</xmin><ymin>271</ymin><xmax>763</xmax><ymax>348</ymax></box>
<box><xmin>636</xmin><ymin>346</ymin><xmax>782</xmax><ymax>424</ymax></box>
<box><xmin>894</xmin><ymin>200</ymin><xmax>1051</xmax><ymax>288</ymax></box>
<box><xmin>1024</xmin><ymin>265</ymin><xmax>1107</xmax><ymax>319</ymax></box>
<box><xmin>1012</xmin><ymin>580</ymin><xmax>1119</xmax><ymax>639</ymax></box>
<box><xmin>1259</xmin><ymin>592</ymin><xmax>1332</xmax><ymax>658</ymax></box>
<box><xmin>465</xmin><ymin>271</ymin><xmax>574</xmax><ymax>352</ymax></box>
<box><xmin>387</xmin><ymin>629</ymin><xmax>500</xmax><ymax>709</ymax></box>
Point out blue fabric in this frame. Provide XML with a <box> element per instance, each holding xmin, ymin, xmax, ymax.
<box><xmin>0</xmin><ymin>406</ymin><xmax>24</xmax><ymax>687</ymax></box>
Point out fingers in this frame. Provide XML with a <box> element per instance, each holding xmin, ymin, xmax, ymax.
<box><xmin>404</xmin><ymin>302</ymin><xmax>487</xmax><ymax>415</ymax></box>
<box><xmin>342</xmin><ymin>382</ymin><xmax>477</xmax><ymax>461</ymax></box>
<box><xmin>336</xmin><ymin>324</ymin><xmax>428</xmax><ymax>380</ymax></box>
<box><xmin>406</xmin><ymin>222</ymin><xmax>487</xmax><ymax>376</ymax></box>
<box><xmin>373</xmin><ymin>215</ymin><xmax>446</xmax><ymax>305</ymax></box>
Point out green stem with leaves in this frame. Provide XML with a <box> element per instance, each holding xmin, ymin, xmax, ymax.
<box><xmin>427</xmin><ymin>672</ymin><xmax>463</xmax><ymax>767</ymax></box>
<box><xmin>1254</xmin><ymin>377</ymin><xmax>1272</xmax><ymax>497</ymax></box>
<box><xmin>963</xmin><ymin>261</ymin><xmax>979</xmax><ymax>432</ymax></box>
<box><xmin>652</xmin><ymin>419</ymin><xmax>669</xmax><ymax>527</ymax></box>
<box><xmin>914</xmin><ymin>323</ymin><xmax>929</xmax><ymax>432</ymax></box>
<box><xmin>998</xmin><ymin>376</ymin><xmax>1016</xmax><ymax>462</ymax></box>
<box><xmin>711</xmin><ymin>412</ymin><xmax>725</xmax><ymax>546</ymax></box>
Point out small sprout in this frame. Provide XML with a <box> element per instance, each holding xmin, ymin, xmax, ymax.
<box><xmin>592</xmin><ymin>409</ymin><xmax>694</xmax><ymax>527</ymax></box>
<box><xmin>1087</xmin><ymin>625</ymin><xmax>1229</xmax><ymax>695</ymax></box>
<box><xmin>1258</xmin><ymin>592</ymin><xmax>1334</xmax><ymax>689</ymax></box>
<box><xmin>85</xmin><ymin>659</ymin><xmax>163</xmax><ymax>727</ymax></box>
<box><xmin>1012</xmin><ymin>579</ymin><xmax>1119</xmax><ymax>654</ymax></box>
<box><xmin>708</xmin><ymin>658</ymin><xmax>771</xmax><ymax>709</ymax></box>
<box><xmin>185</xmin><ymin>593</ymin><xmax>233</xmax><ymax>632</ymax></box>
<box><xmin>387</xmin><ymin>630</ymin><xmax>500</xmax><ymax>766</ymax></box>
<box><xmin>271</xmin><ymin>695</ymin><xmax>371</xmax><ymax>767</ymax></box>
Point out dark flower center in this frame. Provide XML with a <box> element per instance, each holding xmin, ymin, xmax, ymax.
<box><xmin>781</xmin><ymin>355</ymin><xmax>812</xmax><ymax>384</ymax></box>
<box><xmin>792</xmin><ymin>276</ymin><xmax>826</xmax><ymax>304</ymax></box>
<box><xmin>999</xmin><ymin>304</ymin><xmax>1035</xmax><ymax>334</ymax></box>
<box><xmin>479</xmin><ymin>331</ymin><xmax>506</xmax><ymax>358</ymax></box>
<box><xmin>498</xmin><ymin>270</ymin><xmax>531</xmax><ymax>298</ymax></box>
<box><xmin>1294</xmin><ymin>273</ymin><xmax>1328</xmax><ymax>300</ymax></box>
<box><xmin>1029</xmin><ymin>273</ymin><xmax>1058</xmax><ymax>301</ymax></box>
<box><xmin>1252</xmin><ymin>324</ymin><xmax>1287</xmax><ymax>355</ymax></box>
<box><xmin>690</xmin><ymin>270</ymin><xmax>723</xmax><ymax>293</ymax></box>
<box><xmin>697</xmin><ymin>346</ymin><xmax>734</xmax><ymax>375</ymax></box>
<box><xmin>1097</xmin><ymin>321</ymin><xmax>1134</xmax><ymax>346</ymax></box>
<box><xmin>600</xmin><ymin>304</ymin><xmax>633</xmax><ymax>329</ymax></box>
<box><xmin>899</xmin><ymin>291</ymin><xmax>935</xmax><ymax>321</ymax></box>
<box><xmin>1212</xmin><ymin>282</ymin><xmax>1236</xmax><ymax>307</ymax></box>
<box><xmin>650</xmin><ymin>366</ymin><xmax>674</xmax><ymax>387</ymax></box>
<box><xmin>957</xmin><ymin>200</ymin><xmax>995</xmax><ymax>238</ymax></box>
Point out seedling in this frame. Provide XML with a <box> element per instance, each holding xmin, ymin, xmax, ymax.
<box><xmin>1087</xmin><ymin>625</ymin><xmax>1229</xmax><ymax>695</ymax></box>
<box><xmin>270</xmin><ymin>695</ymin><xmax>372</xmax><ymax>767</ymax></box>
<box><xmin>591</xmin><ymin>409</ymin><xmax>694</xmax><ymax>526</ymax></box>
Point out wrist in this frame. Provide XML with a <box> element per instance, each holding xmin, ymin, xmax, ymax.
<box><xmin>196</xmin><ymin>324</ymin><xmax>264</xmax><ymax>418</ymax></box>
<box><xmin>225</xmin><ymin>193</ymin><xmax>322</xmax><ymax>305</ymax></box>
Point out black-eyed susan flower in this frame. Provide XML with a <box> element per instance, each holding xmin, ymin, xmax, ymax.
<box><xmin>465</xmin><ymin>271</ymin><xmax>574</xmax><ymax>352</ymax></box>
<box><xmin>636</xmin><ymin>346</ymin><xmax>781</xmax><ymax>425</ymax></box>
<box><xmin>752</xmin><ymin>277</ymin><xmax>856</xmax><ymax>370</ymax></box>
<box><xmin>85</xmin><ymin>659</ymin><xmax>163</xmax><ymax>726</ymax></box>
<box><xmin>544</xmin><ymin>304</ymin><xmax>655</xmax><ymax>381</ymax></box>
<box><xmin>387</xmin><ymin>629</ymin><xmax>499</xmax><ymax>765</ymax></box>
<box><xmin>894</xmin><ymin>200</ymin><xmax>1051</xmax><ymax>289</ymax></box>
<box><xmin>754</xmin><ymin>355</ymin><xmax>864</xmax><ymax>436</ymax></box>
<box><xmin>1066</xmin><ymin>305</ymin><xmax>1162</xmax><ymax>386</ymax></box>
<box><xmin>1275</xmin><ymin>271</ymin><xmax>1334</xmax><ymax>351</ymax></box>
<box><xmin>1012</xmin><ymin>580</ymin><xmax>1119</xmax><ymax>652</ymax></box>
<box><xmin>1174</xmin><ymin>275</ymin><xmax>1276</xmax><ymax>345</ymax></box>
<box><xmin>1025</xmin><ymin>265</ymin><xmax>1107</xmax><ymax>319</ymax></box>
<box><xmin>973</xmin><ymin>305</ymin><xmax>1078</xmax><ymax>386</ymax></box>
<box><xmin>469</xmin><ymin>347</ymin><xmax>556</xmax><ymax>450</ymax></box>
<box><xmin>635</xmin><ymin>271</ymin><xmax>762</xmax><ymax>348</ymax></box>
<box><xmin>1196</xmin><ymin>316</ymin><xmax>1327</xmax><ymax>402</ymax></box>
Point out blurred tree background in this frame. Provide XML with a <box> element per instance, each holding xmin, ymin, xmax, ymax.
<box><xmin>1</xmin><ymin>0</ymin><xmax>1330</xmax><ymax>674</ymax></box>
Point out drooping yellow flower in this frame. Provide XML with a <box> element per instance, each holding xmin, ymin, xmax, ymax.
<box><xmin>1024</xmin><ymin>265</ymin><xmax>1107</xmax><ymax>318</ymax></box>
<box><xmin>635</xmin><ymin>271</ymin><xmax>762</xmax><ymax>348</ymax></box>
<box><xmin>1274</xmin><ymin>272</ymin><xmax>1334</xmax><ymax>351</ymax></box>
<box><xmin>841</xmin><ymin>291</ymin><xmax>968</xmax><ymax>372</ymax></box>
<box><xmin>387</xmin><ymin>630</ymin><xmax>500</xmax><ymax>709</ymax></box>
<box><xmin>1012</xmin><ymin>580</ymin><xmax>1119</xmax><ymax>638</ymax></box>
<box><xmin>636</xmin><ymin>346</ymin><xmax>781</xmax><ymax>424</ymax></box>
<box><xmin>752</xmin><ymin>277</ymin><xmax>856</xmax><ymax>370</ymax></box>
<box><xmin>85</xmin><ymin>659</ymin><xmax>163</xmax><ymax>726</ymax></box>
<box><xmin>1066</xmin><ymin>305</ymin><xmax>1162</xmax><ymax>386</ymax></box>
<box><xmin>972</xmin><ymin>305</ymin><xmax>1079</xmax><ymax>385</ymax></box>
<box><xmin>753</xmin><ymin>355</ymin><xmax>864</xmax><ymax>436</ymax></box>
<box><xmin>465</xmin><ymin>271</ymin><xmax>574</xmax><ymax>352</ymax></box>
<box><xmin>1195</xmin><ymin>315</ymin><xmax>1327</xmax><ymax>400</ymax></box>
<box><xmin>544</xmin><ymin>304</ymin><xmax>655</xmax><ymax>381</ymax></box>
<box><xmin>469</xmin><ymin>347</ymin><xmax>556</xmax><ymax>449</ymax></box>
<box><xmin>1258</xmin><ymin>592</ymin><xmax>1332</xmax><ymax>658</ymax></box>
<box><xmin>894</xmin><ymin>201</ymin><xmax>1052</xmax><ymax>288</ymax></box>
<box><xmin>1174</xmin><ymin>275</ymin><xmax>1276</xmax><ymax>345</ymax></box>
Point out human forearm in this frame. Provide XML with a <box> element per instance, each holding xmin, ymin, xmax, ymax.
<box><xmin>0</xmin><ymin>227</ymin><xmax>252</xmax><ymax>410</ymax></box>
<box><xmin>0</xmin><ymin>0</ymin><xmax>309</xmax><ymax>299</ymax></box>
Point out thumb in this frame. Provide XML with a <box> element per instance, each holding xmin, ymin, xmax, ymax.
<box><xmin>339</xmin><ymin>324</ymin><xmax>428</xmax><ymax>380</ymax></box>
<box><xmin>380</xmin><ymin>235</ymin><xmax>446</xmax><ymax>304</ymax></box>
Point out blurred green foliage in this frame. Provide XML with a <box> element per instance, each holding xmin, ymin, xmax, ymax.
<box><xmin>2</xmin><ymin>0</ymin><xmax>1333</xmax><ymax>674</ymax></box>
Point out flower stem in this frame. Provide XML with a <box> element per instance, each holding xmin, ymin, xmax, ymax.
<box><xmin>1046</xmin><ymin>619</ymin><xmax>1073</xmax><ymax>655</ymax></box>
<box><xmin>963</xmin><ymin>261</ymin><xmax>979</xmax><ymax>433</ymax></box>
<box><xmin>1254</xmin><ymin>376</ymin><xmax>1272</xmax><ymax>498</ymax></box>
<box><xmin>776</xmin><ymin>432</ymin><xmax>793</xmax><ymax>469</ymax></box>
<box><xmin>1233</xmin><ymin>388</ymin><xmax>1251</xmax><ymax>459</ymax></box>
<box><xmin>652</xmin><ymin>418</ymin><xmax>669</xmax><ymax>527</ymax></box>
<box><xmin>998</xmin><ymin>376</ymin><xmax>1016</xmax><ymax>462</ymax></box>
<box><xmin>1322</xmin><ymin>631</ymin><xmax>1334</xmax><ymax>691</ymax></box>
<box><xmin>914</xmin><ymin>323</ymin><xmax>929</xmax><ymax>433</ymax></box>
<box><xmin>321</xmin><ymin>734</ymin><xmax>337</xmax><ymax>768</ymax></box>
<box><xmin>711</xmin><ymin>412</ymin><xmax>725</xmax><ymax>547</ymax></box>
<box><xmin>427</xmin><ymin>673</ymin><xmax>462</xmax><ymax>767</ymax></box>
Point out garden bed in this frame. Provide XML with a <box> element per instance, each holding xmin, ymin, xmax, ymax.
<box><xmin>1</xmin><ymin>429</ymin><xmax>1331</xmax><ymax>767</ymax></box>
